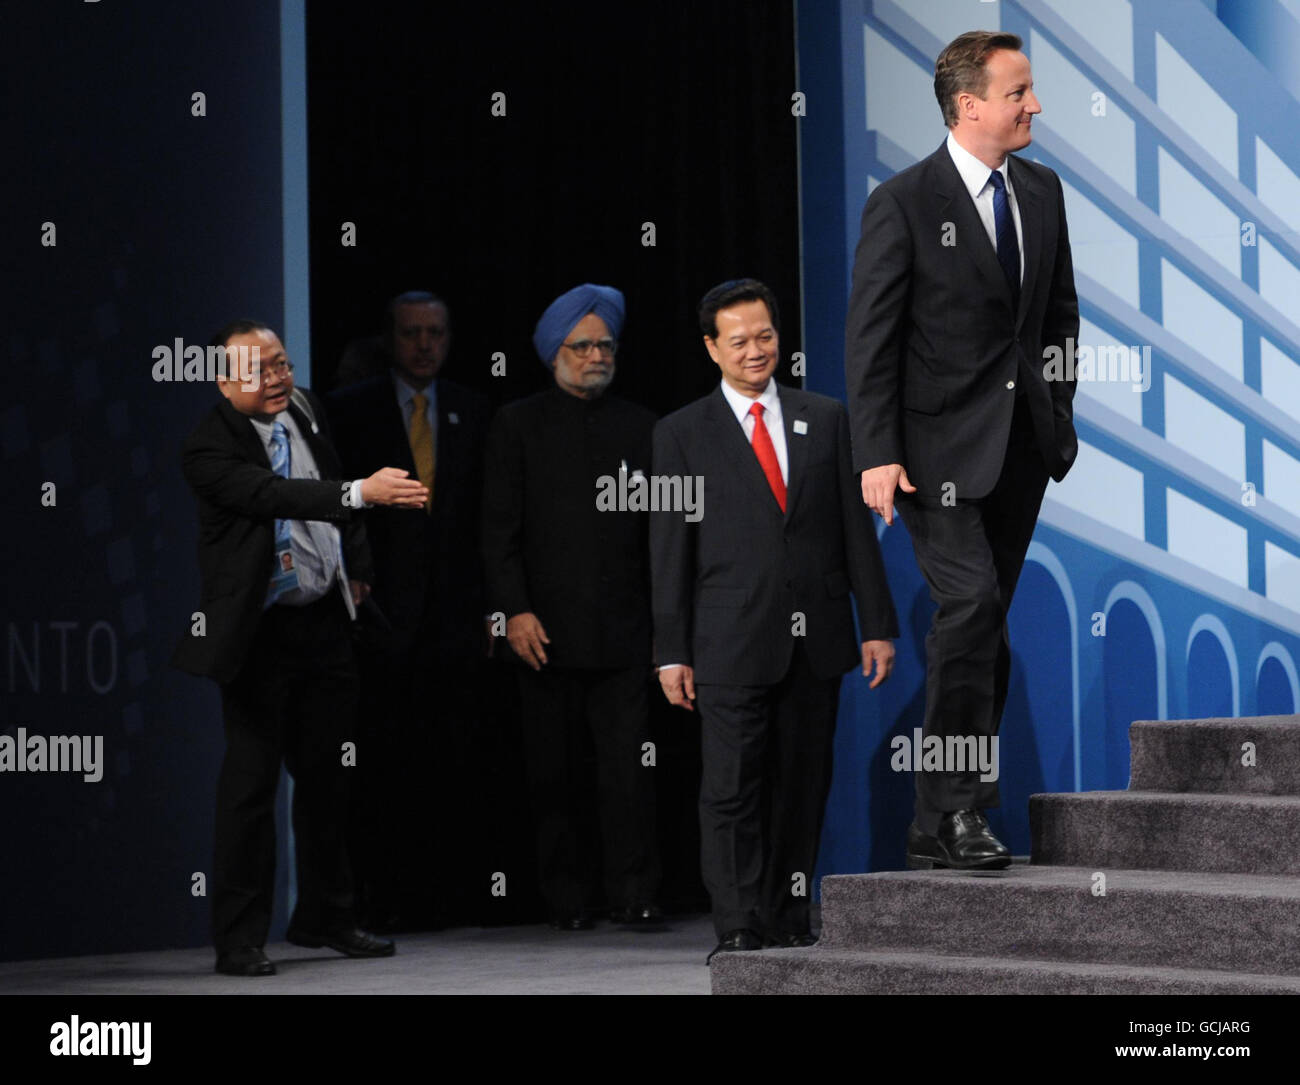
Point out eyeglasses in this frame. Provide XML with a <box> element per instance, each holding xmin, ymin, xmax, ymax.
<box><xmin>561</xmin><ymin>338</ymin><xmax>618</xmax><ymax>358</ymax></box>
<box><xmin>255</xmin><ymin>361</ymin><xmax>295</xmax><ymax>381</ymax></box>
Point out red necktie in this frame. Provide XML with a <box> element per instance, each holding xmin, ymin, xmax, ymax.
<box><xmin>749</xmin><ymin>401</ymin><xmax>786</xmax><ymax>513</ymax></box>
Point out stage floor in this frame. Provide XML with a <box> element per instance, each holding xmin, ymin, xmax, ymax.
<box><xmin>0</xmin><ymin>915</ymin><xmax>716</xmax><ymax>995</ymax></box>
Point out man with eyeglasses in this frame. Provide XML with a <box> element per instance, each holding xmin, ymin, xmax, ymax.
<box><xmin>173</xmin><ymin>319</ymin><xmax>429</xmax><ymax>976</ymax></box>
<box><xmin>482</xmin><ymin>284</ymin><xmax>663</xmax><ymax>931</ymax></box>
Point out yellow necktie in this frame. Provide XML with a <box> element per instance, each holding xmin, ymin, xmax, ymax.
<box><xmin>409</xmin><ymin>393</ymin><xmax>435</xmax><ymax>512</ymax></box>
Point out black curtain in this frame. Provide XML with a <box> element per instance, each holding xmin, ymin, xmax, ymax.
<box><xmin>306</xmin><ymin>0</ymin><xmax>801</xmax><ymax>413</ymax></box>
<box><xmin>307</xmin><ymin>0</ymin><xmax>800</xmax><ymax>918</ymax></box>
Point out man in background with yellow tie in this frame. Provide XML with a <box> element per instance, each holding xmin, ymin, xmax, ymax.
<box><xmin>328</xmin><ymin>291</ymin><xmax>492</xmax><ymax>932</ymax></box>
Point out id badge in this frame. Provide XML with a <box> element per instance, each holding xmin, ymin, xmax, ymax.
<box><xmin>269</xmin><ymin>541</ymin><xmax>300</xmax><ymax>595</ymax></box>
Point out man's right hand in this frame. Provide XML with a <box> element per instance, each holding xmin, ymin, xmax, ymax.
<box><xmin>507</xmin><ymin>612</ymin><xmax>550</xmax><ymax>670</ymax></box>
<box><xmin>658</xmin><ymin>665</ymin><xmax>696</xmax><ymax>712</ymax></box>
<box><xmin>361</xmin><ymin>467</ymin><xmax>430</xmax><ymax>509</ymax></box>
<box><xmin>860</xmin><ymin>463</ymin><xmax>916</xmax><ymax>526</ymax></box>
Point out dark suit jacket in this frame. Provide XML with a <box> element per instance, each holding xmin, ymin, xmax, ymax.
<box><xmin>327</xmin><ymin>374</ymin><xmax>491</xmax><ymax>662</ymax></box>
<box><xmin>845</xmin><ymin>140</ymin><xmax>1080</xmax><ymax>499</ymax></box>
<box><xmin>172</xmin><ymin>390</ymin><xmax>372</xmax><ymax>685</ymax></box>
<box><xmin>481</xmin><ymin>387</ymin><xmax>656</xmax><ymax>670</ymax></box>
<box><xmin>650</xmin><ymin>385</ymin><xmax>898</xmax><ymax>686</ymax></box>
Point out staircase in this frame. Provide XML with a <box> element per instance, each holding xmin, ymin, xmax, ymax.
<box><xmin>711</xmin><ymin>716</ymin><xmax>1300</xmax><ymax>993</ymax></box>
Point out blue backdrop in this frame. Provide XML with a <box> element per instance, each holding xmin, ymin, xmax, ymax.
<box><xmin>801</xmin><ymin>0</ymin><xmax>1300</xmax><ymax>876</ymax></box>
<box><xmin>1</xmin><ymin>1</ymin><xmax>301</xmax><ymax>961</ymax></box>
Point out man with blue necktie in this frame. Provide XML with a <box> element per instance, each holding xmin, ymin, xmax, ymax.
<box><xmin>174</xmin><ymin>319</ymin><xmax>428</xmax><ymax>976</ymax></box>
<box><xmin>845</xmin><ymin>30</ymin><xmax>1080</xmax><ymax>870</ymax></box>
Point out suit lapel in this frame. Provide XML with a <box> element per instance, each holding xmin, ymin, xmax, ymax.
<box><xmin>707</xmin><ymin>387</ymin><xmax>784</xmax><ymax>517</ymax></box>
<box><xmin>384</xmin><ymin>378</ymin><xmax>419</xmax><ymax>474</ymax></box>
<box><xmin>434</xmin><ymin>382</ymin><xmax>460</xmax><ymax>502</ymax></box>
<box><xmin>289</xmin><ymin>400</ymin><xmax>339</xmax><ymax>476</ymax></box>
<box><xmin>931</xmin><ymin>144</ymin><xmax>1014</xmax><ymax>314</ymax></box>
<box><xmin>218</xmin><ymin>398</ymin><xmax>272</xmax><ymax>467</ymax></box>
<box><xmin>780</xmin><ymin>389</ymin><xmax>808</xmax><ymax>519</ymax></box>
<box><xmin>1008</xmin><ymin>154</ymin><xmax>1045</xmax><ymax>330</ymax></box>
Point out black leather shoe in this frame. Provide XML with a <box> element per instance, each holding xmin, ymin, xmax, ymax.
<box><xmin>707</xmin><ymin>928</ymin><xmax>764</xmax><ymax>963</ymax></box>
<box><xmin>906</xmin><ymin>810</ymin><xmax>1011</xmax><ymax>871</ymax></box>
<box><xmin>766</xmin><ymin>931</ymin><xmax>818</xmax><ymax>948</ymax></box>
<box><xmin>549</xmin><ymin>912</ymin><xmax>595</xmax><ymax>931</ymax></box>
<box><xmin>610</xmin><ymin>903</ymin><xmax>665</xmax><ymax>927</ymax></box>
<box><xmin>215</xmin><ymin>946</ymin><xmax>276</xmax><ymax>976</ymax></box>
<box><xmin>285</xmin><ymin>925</ymin><xmax>396</xmax><ymax>957</ymax></box>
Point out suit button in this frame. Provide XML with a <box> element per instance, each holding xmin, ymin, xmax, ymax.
<box><xmin>1006</xmin><ymin>380</ymin><xmax>1016</xmax><ymax>390</ymax></box>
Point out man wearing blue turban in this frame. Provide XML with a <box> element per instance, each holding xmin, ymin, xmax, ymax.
<box><xmin>531</xmin><ymin>283</ymin><xmax>627</xmax><ymax>371</ymax></box>
<box><xmin>482</xmin><ymin>284</ymin><xmax>663</xmax><ymax>930</ymax></box>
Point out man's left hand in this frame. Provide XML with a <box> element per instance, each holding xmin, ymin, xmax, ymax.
<box><xmin>861</xmin><ymin>639</ymin><xmax>895</xmax><ymax>688</ymax></box>
<box><xmin>350</xmin><ymin>579</ymin><xmax>371</xmax><ymax>607</ymax></box>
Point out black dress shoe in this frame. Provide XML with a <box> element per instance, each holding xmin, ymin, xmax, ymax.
<box><xmin>906</xmin><ymin>810</ymin><xmax>1011</xmax><ymax>871</ymax></box>
<box><xmin>215</xmin><ymin>946</ymin><xmax>276</xmax><ymax>976</ymax></box>
<box><xmin>549</xmin><ymin>912</ymin><xmax>595</xmax><ymax>931</ymax></box>
<box><xmin>285</xmin><ymin>925</ymin><xmax>396</xmax><ymax>957</ymax></box>
<box><xmin>765</xmin><ymin>931</ymin><xmax>818</xmax><ymax>948</ymax></box>
<box><xmin>706</xmin><ymin>928</ymin><xmax>764</xmax><ymax>963</ymax></box>
<box><xmin>610</xmin><ymin>903</ymin><xmax>665</xmax><ymax>927</ymax></box>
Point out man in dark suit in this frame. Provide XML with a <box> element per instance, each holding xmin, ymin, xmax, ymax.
<box><xmin>481</xmin><ymin>283</ymin><xmax>662</xmax><ymax>931</ymax></box>
<box><xmin>173</xmin><ymin>319</ymin><xmax>428</xmax><ymax>976</ymax></box>
<box><xmin>651</xmin><ymin>278</ymin><xmax>898</xmax><ymax>959</ymax></box>
<box><xmin>327</xmin><ymin>291</ymin><xmax>492</xmax><ymax>930</ymax></box>
<box><xmin>845</xmin><ymin>30</ymin><xmax>1080</xmax><ymax>870</ymax></box>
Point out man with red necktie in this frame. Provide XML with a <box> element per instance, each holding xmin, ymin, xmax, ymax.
<box><xmin>650</xmin><ymin>279</ymin><xmax>898</xmax><ymax>961</ymax></box>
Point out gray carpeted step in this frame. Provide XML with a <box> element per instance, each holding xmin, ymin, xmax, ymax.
<box><xmin>710</xmin><ymin>946</ymin><xmax>1300</xmax><ymax>994</ymax></box>
<box><xmin>816</xmin><ymin>865</ymin><xmax>1300</xmax><ymax>973</ymax></box>
<box><xmin>1129</xmin><ymin>716</ymin><xmax>1300</xmax><ymax>794</ymax></box>
<box><xmin>1030</xmin><ymin>790</ymin><xmax>1300</xmax><ymax>874</ymax></box>
<box><xmin>717</xmin><ymin>716</ymin><xmax>1300</xmax><ymax>994</ymax></box>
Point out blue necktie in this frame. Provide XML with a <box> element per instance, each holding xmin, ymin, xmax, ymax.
<box><xmin>266</xmin><ymin>422</ymin><xmax>297</xmax><ymax>605</ymax></box>
<box><xmin>988</xmin><ymin>170</ymin><xmax>1020</xmax><ymax>307</ymax></box>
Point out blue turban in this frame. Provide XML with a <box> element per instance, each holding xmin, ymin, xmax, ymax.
<box><xmin>533</xmin><ymin>283</ymin><xmax>626</xmax><ymax>367</ymax></box>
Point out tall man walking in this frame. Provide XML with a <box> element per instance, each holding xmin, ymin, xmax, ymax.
<box><xmin>845</xmin><ymin>31</ymin><xmax>1080</xmax><ymax>869</ymax></box>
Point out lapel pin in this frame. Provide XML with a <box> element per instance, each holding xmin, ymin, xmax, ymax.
<box><xmin>448</xmin><ymin>412</ymin><xmax>460</xmax><ymax>424</ymax></box>
<box><xmin>793</xmin><ymin>419</ymin><xmax>808</xmax><ymax>435</ymax></box>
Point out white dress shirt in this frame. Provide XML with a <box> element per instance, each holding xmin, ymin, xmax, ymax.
<box><xmin>248</xmin><ymin>409</ymin><xmax>355</xmax><ymax>616</ymax></box>
<box><xmin>719</xmin><ymin>376</ymin><xmax>789</xmax><ymax>485</ymax></box>
<box><xmin>946</xmin><ymin>130</ymin><xmax>1023</xmax><ymax>283</ymax></box>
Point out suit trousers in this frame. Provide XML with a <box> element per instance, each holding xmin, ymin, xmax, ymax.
<box><xmin>212</xmin><ymin>592</ymin><xmax>358</xmax><ymax>951</ymax></box>
<box><xmin>695</xmin><ymin>643</ymin><xmax>841</xmax><ymax>940</ymax></box>
<box><xmin>515</xmin><ymin>665</ymin><xmax>661</xmax><ymax>915</ymax></box>
<box><xmin>898</xmin><ymin>394</ymin><xmax>1050</xmax><ymax>834</ymax></box>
